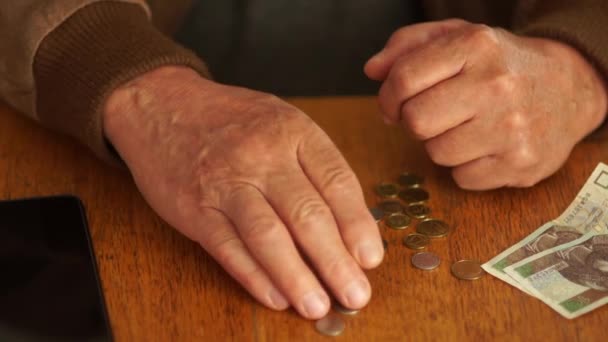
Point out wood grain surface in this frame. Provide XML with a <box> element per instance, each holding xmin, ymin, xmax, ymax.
<box><xmin>1</xmin><ymin>97</ymin><xmax>607</xmax><ymax>341</ymax></box>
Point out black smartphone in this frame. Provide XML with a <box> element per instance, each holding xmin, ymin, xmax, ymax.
<box><xmin>0</xmin><ymin>195</ymin><xmax>113</xmax><ymax>341</ymax></box>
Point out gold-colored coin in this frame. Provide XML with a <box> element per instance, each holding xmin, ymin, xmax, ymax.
<box><xmin>451</xmin><ymin>260</ymin><xmax>485</xmax><ymax>280</ymax></box>
<box><xmin>416</xmin><ymin>218</ymin><xmax>449</xmax><ymax>238</ymax></box>
<box><xmin>385</xmin><ymin>213</ymin><xmax>411</xmax><ymax>230</ymax></box>
<box><xmin>375</xmin><ymin>182</ymin><xmax>399</xmax><ymax>198</ymax></box>
<box><xmin>398</xmin><ymin>188</ymin><xmax>429</xmax><ymax>204</ymax></box>
<box><xmin>403</xmin><ymin>233</ymin><xmax>430</xmax><ymax>250</ymax></box>
<box><xmin>406</xmin><ymin>203</ymin><xmax>430</xmax><ymax>219</ymax></box>
<box><xmin>315</xmin><ymin>313</ymin><xmax>345</xmax><ymax>336</ymax></box>
<box><xmin>398</xmin><ymin>172</ymin><xmax>424</xmax><ymax>188</ymax></box>
<box><xmin>378</xmin><ymin>200</ymin><xmax>404</xmax><ymax>215</ymax></box>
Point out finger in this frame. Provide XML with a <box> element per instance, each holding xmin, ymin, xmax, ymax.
<box><xmin>365</xmin><ymin>19</ymin><xmax>468</xmax><ymax>81</ymax></box>
<box><xmin>297</xmin><ymin>130</ymin><xmax>384</xmax><ymax>269</ymax></box>
<box><xmin>197</xmin><ymin>208</ymin><xmax>289</xmax><ymax>310</ymax></box>
<box><xmin>451</xmin><ymin>156</ymin><xmax>508</xmax><ymax>190</ymax></box>
<box><xmin>264</xmin><ymin>167</ymin><xmax>373</xmax><ymax>309</ymax></box>
<box><xmin>424</xmin><ymin>115</ymin><xmax>507</xmax><ymax>167</ymax></box>
<box><xmin>400</xmin><ymin>73</ymin><xmax>484</xmax><ymax>140</ymax></box>
<box><xmin>378</xmin><ymin>31</ymin><xmax>469</xmax><ymax>123</ymax></box>
<box><xmin>221</xmin><ymin>184</ymin><xmax>330</xmax><ymax>319</ymax></box>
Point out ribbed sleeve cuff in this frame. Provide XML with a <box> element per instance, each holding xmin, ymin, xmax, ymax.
<box><xmin>34</xmin><ymin>1</ymin><xmax>210</xmax><ymax>165</ymax></box>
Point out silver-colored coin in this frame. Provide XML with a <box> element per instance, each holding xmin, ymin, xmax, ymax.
<box><xmin>369</xmin><ymin>207</ymin><xmax>385</xmax><ymax>222</ymax></box>
<box><xmin>315</xmin><ymin>313</ymin><xmax>345</xmax><ymax>336</ymax></box>
<box><xmin>411</xmin><ymin>252</ymin><xmax>441</xmax><ymax>271</ymax></box>
<box><xmin>334</xmin><ymin>302</ymin><xmax>359</xmax><ymax>315</ymax></box>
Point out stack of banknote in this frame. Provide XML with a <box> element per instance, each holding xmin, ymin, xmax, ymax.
<box><xmin>482</xmin><ymin>163</ymin><xmax>608</xmax><ymax>319</ymax></box>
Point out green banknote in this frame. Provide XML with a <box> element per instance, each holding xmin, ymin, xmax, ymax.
<box><xmin>504</xmin><ymin>233</ymin><xmax>608</xmax><ymax>319</ymax></box>
<box><xmin>482</xmin><ymin>163</ymin><xmax>608</xmax><ymax>292</ymax></box>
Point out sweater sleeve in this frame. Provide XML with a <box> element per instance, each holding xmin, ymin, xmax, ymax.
<box><xmin>32</xmin><ymin>1</ymin><xmax>209</xmax><ymax>163</ymax></box>
<box><xmin>514</xmin><ymin>1</ymin><xmax>608</xmax><ymax>79</ymax></box>
<box><xmin>514</xmin><ymin>0</ymin><xmax>608</xmax><ymax>137</ymax></box>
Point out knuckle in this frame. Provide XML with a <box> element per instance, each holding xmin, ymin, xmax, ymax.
<box><xmin>490</xmin><ymin>73</ymin><xmax>518</xmax><ymax>97</ymax></box>
<box><xmin>401</xmin><ymin>102</ymin><xmax>430</xmax><ymax>139</ymax></box>
<box><xmin>468</xmin><ymin>24</ymin><xmax>499</xmax><ymax>48</ymax></box>
<box><xmin>510</xmin><ymin>146</ymin><xmax>539</xmax><ymax>169</ymax></box>
<box><xmin>503</xmin><ymin>110</ymin><xmax>529</xmax><ymax>133</ymax></box>
<box><xmin>319</xmin><ymin>166</ymin><xmax>357</xmax><ymax>193</ymax></box>
<box><xmin>290</xmin><ymin>197</ymin><xmax>331</xmax><ymax>226</ymax></box>
<box><xmin>451</xmin><ymin>168</ymin><xmax>474</xmax><ymax>190</ymax></box>
<box><xmin>242</xmin><ymin>216</ymin><xmax>283</xmax><ymax>242</ymax></box>
<box><xmin>388</xmin><ymin>26</ymin><xmax>411</xmax><ymax>46</ymax></box>
<box><xmin>390</xmin><ymin>66</ymin><xmax>413</xmax><ymax>96</ymax></box>
<box><xmin>324</xmin><ymin>255</ymin><xmax>359</xmax><ymax>279</ymax></box>
<box><xmin>424</xmin><ymin>139</ymin><xmax>448</xmax><ymax>165</ymax></box>
<box><xmin>212</xmin><ymin>237</ymin><xmax>244</xmax><ymax>268</ymax></box>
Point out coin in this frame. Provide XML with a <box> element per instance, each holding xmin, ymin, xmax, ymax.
<box><xmin>375</xmin><ymin>182</ymin><xmax>399</xmax><ymax>198</ymax></box>
<box><xmin>416</xmin><ymin>219</ymin><xmax>449</xmax><ymax>238</ymax></box>
<box><xmin>385</xmin><ymin>213</ymin><xmax>411</xmax><ymax>230</ymax></box>
<box><xmin>315</xmin><ymin>313</ymin><xmax>345</xmax><ymax>336</ymax></box>
<box><xmin>369</xmin><ymin>207</ymin><xmax>385</xmax><ymax>222</ymax></box>
<box><xmin>411</xmin><ymin>252</ymin><xmax>441</xmax><ymax>270</ymax></box>
<box><xmin>398</xmin><ymin>188</ymin><xmax>429</xmax><ymax>204</ymax></box>
<box><xmin>333</xmin><ymin>302</ymin><xmax>359</xmax><ymax>315</ymax></box>
<box><xmin>406</xmin><ymin>203</ymin><xmax>430</xmax><ymax>219</ymax></box>
<box><xmin>382</xmin><ymin>239</ymin><xmax>388</xmax><ymax>251</ymax></box>
<box><xmin>378</xmin><ymin>200</ymin><xmax>404</xmax><ymax>214</ymax></box>
<box><xmin>451</xmin><ymin>260</ymin><xmax>485</xmax><ymax>280</ymax></box>
<box><xmin>398</xmin><ymin>172</ymin><xmax>424</xmax><ymax>188</ymax></box>
<box><xmin>403</xmin><ymin>233</ymin><xmax>430</xmax><ymax>250</ymax></box>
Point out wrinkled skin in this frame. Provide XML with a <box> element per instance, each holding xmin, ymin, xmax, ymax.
<box><xmin>103</xmin><ymin>67</ymin><xmax>384</xmax><ymax>319</ymax></box>
<box><xmin>365</xmin><ymin>19</ymin><xmax>608</xmax><ymax>190</ymax></box>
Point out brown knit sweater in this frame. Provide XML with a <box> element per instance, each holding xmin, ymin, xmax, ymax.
<box><xmin>0</xmin><ymin>0</ymin><xmax>607</xmax><ymax>162</ymax></box>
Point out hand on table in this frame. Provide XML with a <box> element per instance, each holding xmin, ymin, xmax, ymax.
<box><xmin>102</xmin><ymin>66</ymin><xmax>384</xmax><ymax>319</ymax></box>
<box><xmin>365</xmin><ymin>19</ymin><xmax>608</xmax><ymax>190</ymax></box>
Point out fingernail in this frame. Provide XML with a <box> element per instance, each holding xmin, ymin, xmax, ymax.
<box><xmin>343</xmin><ymin>279</ymin><xmax>370</xmax><ymax>308</ymax></box>
<box><xmin>358</xmin><ymin>241</ymin><xmax>384</xmax><ymax>268</ymax></box>
<box><xmin>268</xmin><ymin>287</ymin><xmax>289</xmax><ymax>310</ymax></box>
<box><xmin>382</xmin><ymin>116</ymin><xmax>393</xmax><ymax>125</ymax></box>
<box><xmin>301</xmin><ymin>291</ymin><xmax>329</xmax><ymax>318</ymax></box>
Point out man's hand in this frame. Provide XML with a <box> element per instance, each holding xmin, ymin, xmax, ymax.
<box><xmin>365</xmin><ymin>19</ymin><xmax>608</xmax><ymax>190</ymax></box>
<box><xmin>102</xmin><ymin>66</ymin><xmax>384</xmax><ymax>319</ymax></box>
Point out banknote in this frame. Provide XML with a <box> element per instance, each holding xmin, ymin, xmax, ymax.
<box><xmin>504</xmin><ymin>233</ymin><xmax>608</xmax><ymax>319</ymax></box>
<box><xmin>482</xmin><ymin>163</ymin><xmax>608</xmax><ymax>291</ymax></box>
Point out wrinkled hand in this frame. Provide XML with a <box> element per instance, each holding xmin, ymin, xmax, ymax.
<box><xmin>102</xmin><ymin>66</ymin><xmax>384</xmax><ymax>319</ymax></box>
<box><xmin>365</xmin><ymin>19</ymin><xmax>608</xmax><ymax>189</ymax></box>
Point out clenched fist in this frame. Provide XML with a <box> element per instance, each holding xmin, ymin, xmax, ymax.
<box><xmin>103</xmin><ymin>67</ymin><xmax>384</xmax><ymax>319</ymax></box>
<box><xmin>365</xmin><ymin>19</ymin><xmax>608</xmax><ymax>190</ymax></box>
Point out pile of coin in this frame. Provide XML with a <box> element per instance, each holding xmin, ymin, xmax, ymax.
<box><xmin>314</xmin><ymin>171</ymin><xmax>485</xmax><ymax>337</ymax></box>
<box><xmin>369</xmin><ymin>171</ymin><xmax>485</xmax><ymax>281</ymax></box>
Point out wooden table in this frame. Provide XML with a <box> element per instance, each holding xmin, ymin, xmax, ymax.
<box><xmin>1</xmin><ymin>97</ymin><xmax>606</xmax><ymax>341</ymax></box>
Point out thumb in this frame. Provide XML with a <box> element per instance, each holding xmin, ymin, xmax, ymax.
<box><xmin>364</xmin><ymin>19</ymin><xmax>468</xmax><ymax>81</ymax></box>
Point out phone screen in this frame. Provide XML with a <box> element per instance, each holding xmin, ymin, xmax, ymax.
<box><xmin>0</xmin><ymin>196</ymin><xmax>112</xmax><ymax>341</ymax></box>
